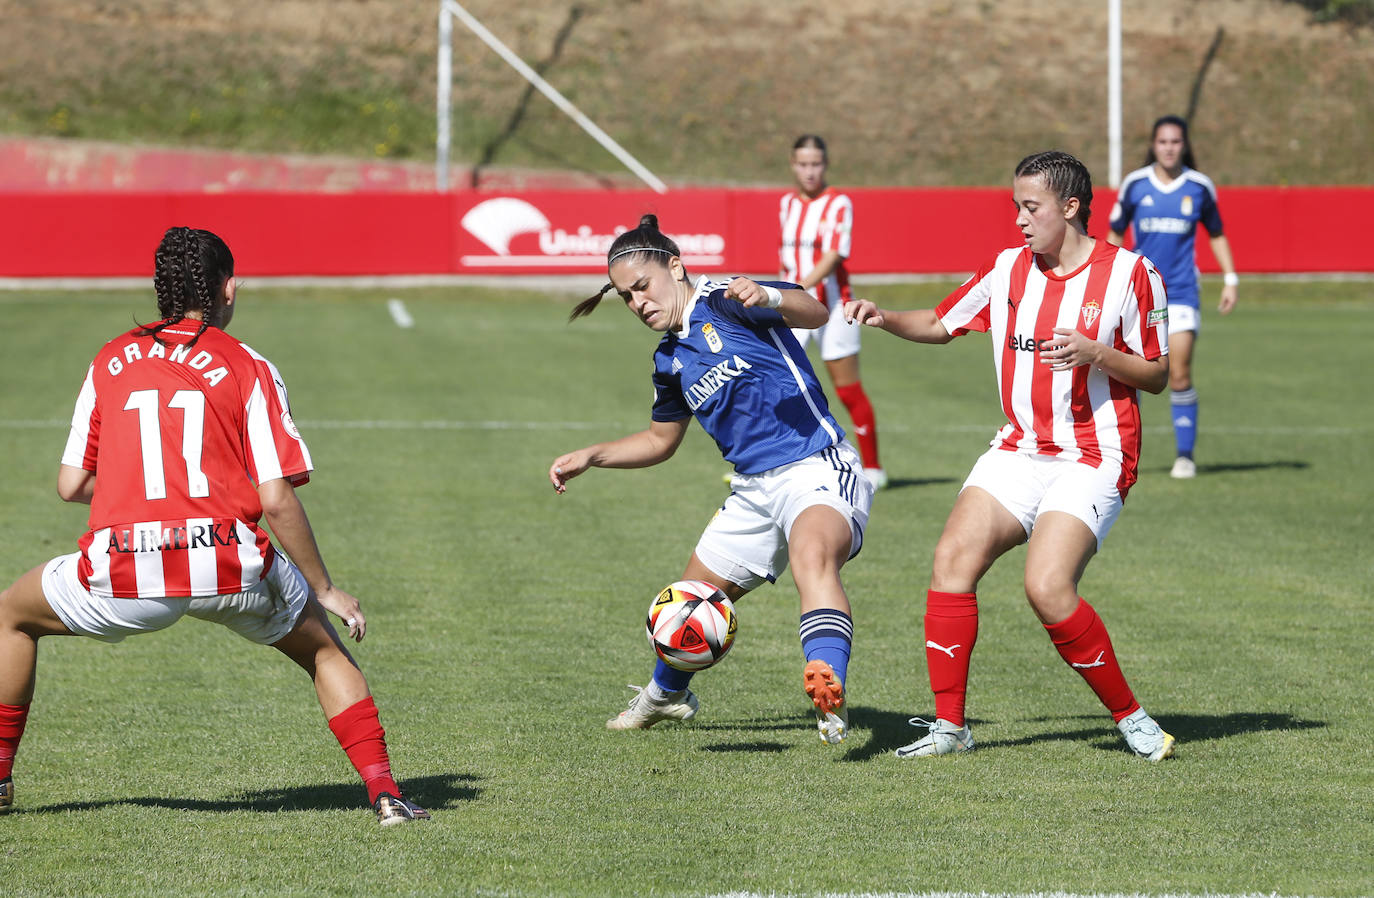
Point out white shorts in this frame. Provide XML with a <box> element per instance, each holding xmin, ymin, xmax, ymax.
<box><xmin>962</xmin><ymin>449</ymin><xmax>1124</xmax><ymax>549</ymax></box>
<box><xmin>1167</xmin><ymin>303</ymin><xmax>1199</xmax><ymax>336</ymax></box>
<box><xmin>698</xmin><ymin>441</ymin><xmax>873</xmax><ymax>590</ymax></box>
<box><xmin>42</xmin><ymin>551</ymin><xmax>310</xmax><ymax>645</ymax></box>
<box><xmin>790</xmin><ymin>290</ymin><xmax>861</xmax><ymax>362</ymax></box>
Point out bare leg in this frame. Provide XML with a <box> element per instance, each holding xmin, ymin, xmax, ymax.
<box><xmin>0</xmin><ymin>564</ymin><xmax>77</xmax><ymax>706</ymax></box>
<box><xmin>271</xmin><ymin>596</ymin><xmax>369</xmax><ymax>719</ymax></box>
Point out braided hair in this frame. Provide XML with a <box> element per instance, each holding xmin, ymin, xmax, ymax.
<box><xmin>1014</xmin><ymin>150</ymin><xmax>1094</xmax><ymax>229</ymax></box>
<box><xmin>568</xmin><ymin>214</ymin><xmax>683</xmax><ymax>321</ymax></box>
<box><xmin>139</xmin><ymin>227</ymin><xmax>234</xmax><ymax>345</ymax></box>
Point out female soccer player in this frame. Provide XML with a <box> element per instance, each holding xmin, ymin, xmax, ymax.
<box><xmin>845</xmin><ymin>151</ymin><xmax>1176</xmax><ymax>761</ymax></box>
<box><xmin>0</xmin><ymin>227</ymin><xmax>429</xmax><ymax>824</ymax></box>
<box><xmin>549</xmin><ymin>214</ymin><xmax>873</xmax><ymax>745</ymax></box>
<box><xmin>779</xmin><ymin>135</ymin><xmax>885</xmax><ymax>488</ymax></box>
<box><xmin>1108</xmin><ymin>115</ymin><xmax>1239</xmax><ymax>479</ymax></box>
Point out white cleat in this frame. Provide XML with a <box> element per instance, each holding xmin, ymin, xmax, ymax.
<box><xmin>1118</xmin><ymin>708</ymin><xmax>1176</xmax><ymax>761</ymax></box>
<box><xmin>1170</xmin><ymin>457</ymin><xmax>1197</xmax><ymax>479</ymax></box>
<box><xmin>894</xmin><ymin>717</ymin><xmax>974</xmax><ymax>758</ymax></box>
<box><xmin>863</xmin><ymin>467</ymin><xmax>889</xmax><ymax>490</ymax></box>
<box><xmin>606</xmin><ymin>684</ymin><xmax>699</xmax><ymax>730</ymax></box>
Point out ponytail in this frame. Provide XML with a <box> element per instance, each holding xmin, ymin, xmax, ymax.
<box><xmin>568</xmin><ymin>214</ymin><xmax>682</xmax><ymax>321</ymax></box>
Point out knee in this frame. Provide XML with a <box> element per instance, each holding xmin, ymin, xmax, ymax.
<box><xmin>1023</xmin><ymin>571</ymin><xmax>1077</xmax><ymax>618</ymax></box>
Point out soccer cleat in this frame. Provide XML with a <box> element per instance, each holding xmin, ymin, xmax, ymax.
<box><xmin>373</xmin><ymin>792</ymin><xmax>431</xmax><ymax>826</ymax></box>
<box><xmin>863</xmin><ymin>467</ymin><xmax>889</xmax><ymax>490</ymax></box>
<box><xmin>1118</xmin><ymin>708</ymin><xmax>1176</xmax><ymax>761</ymax></box>
<box><xmin>606</xmin><ymin>684</ymin><xmax>699</xmax><ymax>730</ymax></box>
<box><xmin>0</xmin><ymin>776</ymin><xmax>12</xmax><ymax>813</ymax></box>
<box><xmin>1170</xmin><ymin>457</ymin><xmax>1197</xmax><ymax>479</ymax></box>
<box><xmin>802</xmin><ymin>659</ymin><xmax>848</xmax><ymax>744</ymax></box>
<box><xmin>894</xmin><ymin>717</ymin><xmax>974</xmax><ymax>758</ymax></box>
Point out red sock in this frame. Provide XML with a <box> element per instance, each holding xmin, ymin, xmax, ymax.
<box><xmin>1044</xmin><ymin>598</ymin><xmax>1140</xmax><ymax>722</ymax></box>
<box><xmin>327</xmin><ymin>696</ymin><xmax>401</xmax><ymax>804</ymax></box>
<box><xmin>924</xmin><ymin>590</ymin><xmax>978</xmax><ymax>726</ymax></box>
<box><xmin>835</xmin><ymin>381</ymin><xmax>879</xmax><ymax>469</ymax></box>
<box><xmin>0</xmin><ymin>703</ymin><xmax>30</xmax><ymax>780</ymax></box>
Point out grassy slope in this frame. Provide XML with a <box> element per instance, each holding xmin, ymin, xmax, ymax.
<box><xmin>0</xmin><ymin>281</ymin><xmax>1370</xmax><ymax>896</ymax></box>
<box><xmin>0</xmin><ymin>0</ymin><xmax>1370</xmax><ymax>185</ymax></box>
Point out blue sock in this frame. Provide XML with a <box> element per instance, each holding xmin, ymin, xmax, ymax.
<box><xmin>799</xmin><ymin>608</ymin><xmax>853</xmax><ymax>686</ymax></box>
<box><xmin>1171</xmin><ymin>388</ymin><xmax>1198</xmax><ymax>459</ymax></box>
<box><xmin>650</xmin><ymin>659</ymin><xmax>694</xmax><ymax>695</ymax></box>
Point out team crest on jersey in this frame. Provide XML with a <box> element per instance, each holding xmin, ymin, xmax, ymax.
<box><xmin>281</xmin><ymin>410</ymin><xmax>302</xmax><ymax>440</ymax></box>
<box><xmin>1181</xmin><ymin>195</ymin><xmax>1193</xmax><ymax>216</ymax></box>
<box><xmin>701</xmin><ymin>322</ymin><xmax>724</xmax><ymax>353</ymax></box>
<box><xmin>1081</xmin><ymin>298</ymin><xmax>1102</xmax><ymax>329</ymax></box>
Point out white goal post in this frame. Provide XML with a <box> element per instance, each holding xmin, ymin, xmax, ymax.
<box><xmin>435</xmin><ymin>0</ymin><xmax>668</xmax><ymax>193</ymax></box>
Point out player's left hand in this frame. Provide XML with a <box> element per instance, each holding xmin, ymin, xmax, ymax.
<box><xmin>318</xmin><ymin>585</ymin><xmax>366</xmax><ymax>642</ymax></box>
<box><xmin>1040</xmin><ymin>327</ymin><xmax>1101</xmax><ymax>372</ymax></box>
<box><xmin>1218</xmin><ymin>284</ymin><xmax>1238</xmax><ymax>315</ymax></box>
<box><xmin>725</xmin><ymin>277</ymin><xmax>771</xmax><ymax>307</ymax></box>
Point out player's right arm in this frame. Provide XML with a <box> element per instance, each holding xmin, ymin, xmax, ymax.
<box><xmin>549</xmin><ymin>417</ymin><xmax>690</xmax><ymax>493</ymax></box>
<box><xmin>844</xmin><ymin>302</ymin><xmax>953</xmax><ymax>344</ymax></box>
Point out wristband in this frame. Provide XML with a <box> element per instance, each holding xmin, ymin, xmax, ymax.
<box><xmin>1223</xmin><ymin>272</ymin><xmax>1239</xmax><ymax>287</ymax></box>
<box><xmin>762</xmin><ymin>286</ymin><xmax>783</xmax><ymax>309</ymax></box>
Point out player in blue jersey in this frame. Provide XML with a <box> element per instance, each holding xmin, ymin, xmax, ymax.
<box><xmin>1108</xmin><ymin>115</ymin><xmax>1239</xmax><ymax>479</ymax></box>
<box><xmin>549</xmin><ymin>214</ymin><xmax>874</xmax><ymax>745</ymax></box>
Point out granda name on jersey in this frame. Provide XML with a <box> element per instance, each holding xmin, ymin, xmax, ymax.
<box><xmin>106</xmin><ymin>340</ymin><xmax>229</xmax><ymax>387</ymax></box>
<box><xmin>684</xmin><ymin>355</ymin><xmax>753</xmax><ymax>410</ymax></box>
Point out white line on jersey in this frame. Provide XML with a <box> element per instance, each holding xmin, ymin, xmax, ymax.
<box><xmin>386</xmin><ymin>298</ymin><xmax>415</xmax><ymax>329</ymax></box>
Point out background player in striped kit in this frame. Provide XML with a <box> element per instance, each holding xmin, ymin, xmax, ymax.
<box><xmin>1108</xmin><ymin>115</ymin><xmax>1240</xmax><ymax>479</ymax></box>
<box><xmin>549</xmin><ymin>214</ymin><xmax>874</xmax><ymax>745</ymax></box>
<box><xmin>779</xmin><ymin>135</ymin><xmax>886</xmax><ymax>489</ymax></box>
<box><xmin>0</xmin><ymin>227</ymin><xmax>429</xmax><ymax>825</ymax></box>
<box><xmin>846</xmin><ymin>151</ymin><xmax>1176</xmax><ymax>761</ymax></box>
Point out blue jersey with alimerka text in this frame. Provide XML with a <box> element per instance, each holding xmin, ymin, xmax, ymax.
<box><xmin>650</xmin><ymin>277</ymin><xmax>844</xmax><ymax>475</ymax></box>
<box><xmin>1109</xmin><ymin>165</ymin><xmax>1225</xmax><ymax>309</ymax></box>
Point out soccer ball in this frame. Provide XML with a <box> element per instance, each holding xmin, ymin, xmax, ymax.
<box><xmin>646</xmin><ymin>580</ymin><xmax>738</xmax><ymax>672</ymax></box>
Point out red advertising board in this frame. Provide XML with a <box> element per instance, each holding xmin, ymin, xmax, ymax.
<box><xmin>1</xmin><ymin>186</ymin><xmax>1369</xmax><ymax>278</ymax></box>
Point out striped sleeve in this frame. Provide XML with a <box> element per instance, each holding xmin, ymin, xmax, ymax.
<box><xmin>61</xmin><ymin>364</ymin><xmax>100</xmax><ymax>470</ymax></box>
<box><xmin>936</xmin><ymin>256</ymin><xmax>999</xmax><ymax>336</ymax></box>
<box><xmin>1116</xmin><ymin>255</ymin><xmax>1168</xmax><ymax>360</ymax></box>
<box><xmin>241</xmin><ymin>352</ymin><xmax>312</xmax><ymax>486</ymax></box>
<box><xmin>824</xmin><ymin>193</ymin><xmax>853</xmax><ymax>258</ymax></box>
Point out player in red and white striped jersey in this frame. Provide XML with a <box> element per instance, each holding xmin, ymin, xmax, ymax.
<box><xmin>846</xmin><ymin>151</ymin><xmax>1177</xmax><ymax>762</ymax></box>
<box><xmin>0</xmin><ymin>227</ymin><xmax>429</xmax><ymax>824</ymax></box>
<box><xmin>779</xmin><ymin>135</ymin><xmax>885</xmax><ymax>488</ymax></box>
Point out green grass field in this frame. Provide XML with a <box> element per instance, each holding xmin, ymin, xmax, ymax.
<box><xmin>0</xmin><ymin>278</ymin><xmax>1370</xmax><ymax>897</ymax></box>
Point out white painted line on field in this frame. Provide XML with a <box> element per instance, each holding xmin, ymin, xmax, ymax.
<box><xmin>1</xmin><ymin>418</ymin><xmax>1368</xmax><ymax>436</ymax></box>
<box><xmin>707</xmin><ymin>893</ymin><xmax>1303</xmax><ymax>898</ymax></box>
<box><xmin>386</xmin><ymin>298</ymin><xmax>415</xmax><ymax>328</ymax></box>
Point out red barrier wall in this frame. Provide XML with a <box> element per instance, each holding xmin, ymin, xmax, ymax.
<box><xmin>2</xmin><ymin>187</ymin><xmax>1369</xmax><ymax>277</ymax></box>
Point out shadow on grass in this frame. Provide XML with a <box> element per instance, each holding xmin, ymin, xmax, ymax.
<box><xmin>700</xmin><ymin>741</ymin><xmax>791</xmax><ymax>753</ymax></box>
<box><xmin>990</xmin><ymin>711</ymin><xmax>1326</xmax><ymax>752</ymax></box>
<box><xmin>26</xmin><ymin>772</ymin><xmax>479</xmax><ymax>816</ymax></box>
<box><xmin>1157</xmin><ymin>460</ymin><xmax>1310</xmax><ymax>476</ymax></box>
<box><xmin>884</xmin><ymin>475</ymin><xmax>960</xmax><ymax>491</ymax></box>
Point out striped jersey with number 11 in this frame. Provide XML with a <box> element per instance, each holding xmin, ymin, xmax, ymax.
<box><xmin>61</xmin><ymin>321</ymin><xmax>313</xmax><ymax>599</ymax></box>
<box><xmin>935</xmin><ymin>240</ymin><xmax>1168</xmax><ymax>496</ymax></box>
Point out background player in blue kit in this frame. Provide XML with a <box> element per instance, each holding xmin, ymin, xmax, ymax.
<box><xmin>1108</xmin><ymin>115</ymin><xmax>1240</xmax><ymax>479</ymax></box>
<box><xmin>548</xmin><ymin>214</ymin><xmax>874</xmax><ymax>745</ymax></box>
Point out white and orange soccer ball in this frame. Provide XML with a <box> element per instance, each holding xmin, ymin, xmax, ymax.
<box><xmin>646</xmin><ymin>580</ymin><xmax>738</xmax><ymax>672</ymax></box>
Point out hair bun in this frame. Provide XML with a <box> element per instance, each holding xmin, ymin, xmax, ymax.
<box><xmin>638</xmin><ymin>214</ymin><xmax>659</xmax><ymax>231</ymax></box>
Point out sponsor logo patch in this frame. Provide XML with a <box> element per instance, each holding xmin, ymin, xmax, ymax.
<box><xmin>1147</xmin><ymin>308</ymin><xmax>1169</xmax><ymax>325</ymax></box>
